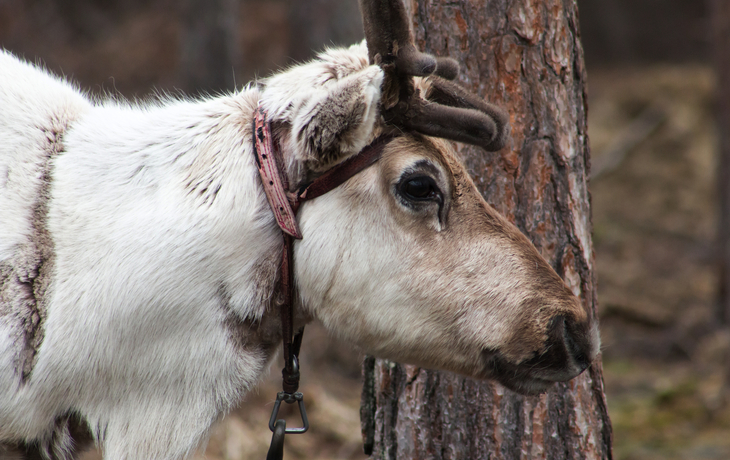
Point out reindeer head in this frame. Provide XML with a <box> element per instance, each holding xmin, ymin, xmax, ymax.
<box><xmin>257</xmin><ymin>0</ymin><xmax>598</xmax><ymax>395</ymax></box>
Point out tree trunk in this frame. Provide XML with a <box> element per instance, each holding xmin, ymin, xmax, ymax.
<box><xmin>360</xmin><ymin>1</ymin><xmax>613</xmax><ymax>458</ymax></box>
<box><xmin>710</xmin><ymin>0</ymin><xmax>730</xmax><ymax>324</ymax></box>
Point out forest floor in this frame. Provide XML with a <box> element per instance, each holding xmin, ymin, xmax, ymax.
<box><xmin>72</xmin><ymin>64</ymin><xmax>729</xmax><ymax>460</ymax></box>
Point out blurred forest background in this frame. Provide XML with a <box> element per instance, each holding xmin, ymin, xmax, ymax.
<box><xmin>0</xmin><ymin>0</ymin><xmax>726</xmax><ymax>459</ymax></box>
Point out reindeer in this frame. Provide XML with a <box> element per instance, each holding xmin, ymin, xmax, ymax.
<box><xmin>0</xmin><ymin>0</ymin><xmax>599</xmax><ymax>458</ymax></box>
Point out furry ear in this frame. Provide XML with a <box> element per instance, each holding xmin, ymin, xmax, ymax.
<box><xmin>290</xmin><ymin>66</ymin><xmax>383</xmax><ymax>172</ymax></box>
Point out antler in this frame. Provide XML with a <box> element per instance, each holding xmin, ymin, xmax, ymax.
<box><xmin>359</xmin><ymin>0</ymin><xmax>509</xmax><ymax>151</ymax></box>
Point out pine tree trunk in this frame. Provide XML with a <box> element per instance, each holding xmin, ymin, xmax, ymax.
<box><xmin>710</xmin><ymin>0</ymin><xmax>730</xmax><ymax>324</ymax></box>
<box><xmin>360</xmin><ymin>1</ymin><xmax>613</xmax><ymax>458</ymax></box>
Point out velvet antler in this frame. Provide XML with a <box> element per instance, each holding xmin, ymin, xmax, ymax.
<box><xmin>359</xmin><ymin>0</ymin><xmax>509</xmax><ymax>151</ymax></box>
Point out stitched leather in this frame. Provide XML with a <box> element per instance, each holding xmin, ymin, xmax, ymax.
<box><xmin>253</xmin><ymin>106</ymin><xmax>302</xmax><ymax>239</ymax></box>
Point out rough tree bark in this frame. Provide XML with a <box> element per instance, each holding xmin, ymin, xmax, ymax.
<box><xmin>710</xmin><ymin>0</ymin><xmax>730</xmax><ymax>324</ymax></box>
<box><xmin>360</xmin><ymin>1</ymin><xmax>613</xmax><ymax>458</ymax></box>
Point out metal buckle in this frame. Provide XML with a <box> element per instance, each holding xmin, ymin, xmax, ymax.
<box><xmin>266</xmin><ymin>391</ymin><xmax>309</xmax><ymax>460</ymax></box>
<box><xmin>268</xmin><ymin>391</ymin><xmax>309</xmax><ymax>434</ymax></box>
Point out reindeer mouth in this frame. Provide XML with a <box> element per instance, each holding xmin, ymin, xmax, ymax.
<box><xmin>480</xmin><ymin>346</ymin><xmax>589</xmax><ymax>396</ymax></box>
<box><xmin>480</xmin><ymin>315</ymin><xmax>597</xmax><ymax>395</ymax></box>
<box><xmin>480</xmin><ymin>350</ymin><xmax>554</xmax><ymax>395</ymax></box>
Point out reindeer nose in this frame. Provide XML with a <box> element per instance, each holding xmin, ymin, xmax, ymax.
<box><xmin>548</xmin><ymin>315</ymin><xmax>596</xmax><ymax>374</ymax></box>
<box><xmin>562</xmin><ymin>317</ymin><xmax>592</xmax><ymax>372</ymax></box>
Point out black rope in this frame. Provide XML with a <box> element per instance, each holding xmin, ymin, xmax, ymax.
<box><xmin>266</xmin><ymin>420</ymin><xmax>286</xmax><ymax>460</ymax></box>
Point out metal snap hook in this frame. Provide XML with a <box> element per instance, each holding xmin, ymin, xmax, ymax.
<box><xmin>268</xmin><ymin>391</ymin><xmax>309</xmax><ymax>434</ymax></box>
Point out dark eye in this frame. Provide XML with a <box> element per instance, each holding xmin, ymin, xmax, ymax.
<box><xmin>398</xmin><ymin>176</ymin><xmax>440</xmax><ymax>202</ymax></box>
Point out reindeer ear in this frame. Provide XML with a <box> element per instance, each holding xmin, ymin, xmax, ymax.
<box><xmin>290</xmin><ymin>66</ymin><xmax>384</xmax><ymax>172</ymax></box>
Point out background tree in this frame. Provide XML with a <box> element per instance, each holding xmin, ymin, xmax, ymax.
<box><xmin>710</xmin><ymin>0</ymin><xmax>730</xmax><ymax>324</ymax></box>
<box><xmin>178</xmin><ymin>0</ymin><xmax>238</xmax><ymax>94</ymax></box>
<box><xmin>360</xmin><ymin>1</ymin><xmax>612</xmax><ymax>458</ymax></box>
<box><xmin>285</xmin><ymin>0</ymin><xmax>363</xmax><ymax>63</ymax></box>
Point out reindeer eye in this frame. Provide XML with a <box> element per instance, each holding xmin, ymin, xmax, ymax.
<box><xmin>398</xmin><ymin>176</ymin><xmax>440</xmax><ymax>202</ymax></box>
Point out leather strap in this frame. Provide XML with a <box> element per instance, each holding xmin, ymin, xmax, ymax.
<box><xmin>254</xmin><ymin>106</ymin><xmax>302</xmax><ymax>239</ymax></box>
<box><xmin>298</xmin><ymin>135</ymin><xmax>393</xmax><ymax>203</ymax></box>
<box><xmin>279</xmin><ymin>233</ymin><xmax>300</xmax><ymax>394</ymax></box>
<box><xmin>253</xmin><ymin>103</ymin><xmax>393</xmax><ymax>394</ymax></box>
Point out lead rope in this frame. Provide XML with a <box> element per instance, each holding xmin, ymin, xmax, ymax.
<box><xmin>265</xmin><ymin>233</ymin><xmax>308</xmax><ymax>460</ymax></box>
<box><xmin>253</xmin><ymin>103</ymin><xmax>392</xmax><ymax>460</ymax></box>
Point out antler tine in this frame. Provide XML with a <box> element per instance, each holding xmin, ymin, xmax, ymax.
<box><xmin>358</xmin><ymin>0</ymin><xmax>411</xmax><ymax>67</ymax></box>
<box><xmin>359</xmin><ymin>0</ymin><xmax>509</xmax><ymax>152</ymax></box>
<box><xmin>424</xmin><ymin>77</ymin><xmax>511</xmax><ymax>151</ymax></box>
<box><xmin>384</xmin><ymin>95</ymin><xmax>508</xmax><ymax>152</ymax></box>
<box><xmin>384</xmin><ymin>76</ymin><xmax>509</xmax><ymax>151</ymax></box>
<box><xmin>402</xmin><ymin>104</ymin><xmax>500</xmax><ymax>150</ymax></box>
<box><xmin>359</xmin><ymin>0</ymin><xmax>459</xmax><ymax>108</ymax></box>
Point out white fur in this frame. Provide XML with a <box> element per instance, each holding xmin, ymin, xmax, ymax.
<box><xmin>0</xmin><ymin>52</ymin><xmax>89</xmax><ymax>261</ymax></box>
<box><xmin>0</xmin><ymin>50</ymin><xmax>283</xmax><ymax>458</ymax></box>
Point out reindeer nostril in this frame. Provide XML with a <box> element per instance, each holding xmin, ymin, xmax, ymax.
<box><xmin>563</xmin><ymin>317</ymin><xmax>592</xmax><ymax>372</ymax></box>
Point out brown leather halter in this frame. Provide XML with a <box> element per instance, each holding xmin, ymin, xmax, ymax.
<box><xmin>253</xmin><ymin>104</ymin><xmax>392</xmax><ymax>459</ymax></box>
